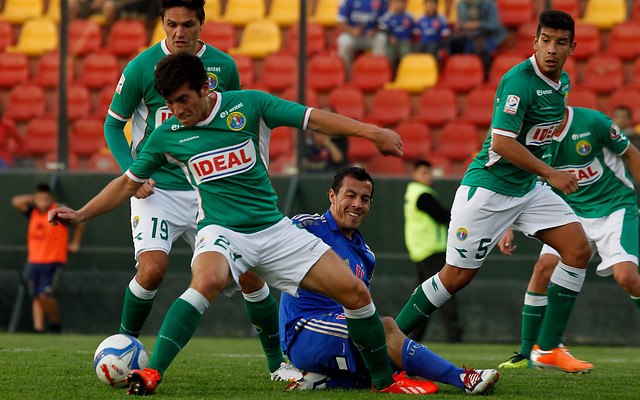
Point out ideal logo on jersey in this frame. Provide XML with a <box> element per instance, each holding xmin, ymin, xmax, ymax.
<box><xmin>188</xmin><ymin>138</ymin><xmax>256</xmax><ymax>184</ymax></box>
<box><xmin>576</xmin><ymin>140</ymin><xmax>591</xmax><ymax>156</ymax></box>
<box><xmin>555</xmin><ymin>158</ymin><xmax>603</xmax><ymax>186</ymax></box>
<box><xmin>456</xmin><ymin>228</ymin><xmax>468</xmax><ymax>241</ymax></box>
<box><xmin>155</xmin><ymin>106</ymin><xmax>173</xmax><ymax>127</ymax></box>
<box><xmin>207</xmin><ymin>72</ymin><xmax>218</xmax><ymax>91</ymax></box>
<box><xmin>525</xmin><ymin>121</ymin><xmax>562</xmax><ymax>146</ymax></box>
<box><xmin>503</xmin><ymin>95</ymin><xmax>520</xmax><ymax>115</ymax></box>
<box><xmin>227</xmin><ymin>112</ymin><xmax>246</xmax><ymax>130</ymax></box>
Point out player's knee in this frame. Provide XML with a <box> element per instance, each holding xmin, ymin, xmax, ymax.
<box><xmin>193</xmin><ymin>269</ymin><xmax>227</xmax><ymax>299</ymax></box>
<box><xmin>559</xmin><ymin>238</ymin><xmax>591</xmax><ymax>267</ymax></box>
<box><xmin>137</xmin><ymin>252</ymin><xmax>169</xmax><ymax>289</ymax></box>
<box><xmin>613</xmin><ymin>266</ymin><xmax>640</xmax><ymax>296</ymax></box>
<box><xmin>380</xmin><ymin>316</ymin><xmax>399</xmax><ymax>336</ymax></box>
<box><xmin>238</xmin><ymin>272</ymin><xmax>265</xmax><ymax>294</ymax></box>
<box><xmin>341</xmin><ymin>279</ymin><xmax>371</xmax><ymax>310</ymax></box>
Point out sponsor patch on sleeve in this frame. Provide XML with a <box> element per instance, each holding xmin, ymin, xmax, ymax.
<box><xmin>503</xmin><ymin>94</ymin><xmax>520</xmax><ymax>115</ymax></box>
<box><xmin>610</xmin><ymin>123</ymin><xmax>622</xmax><ymax>140</ymax></box>
<box><xmin>115</xmin><ymin>74</ymin><xmax>125</xmax><ymax>95</ymax></box>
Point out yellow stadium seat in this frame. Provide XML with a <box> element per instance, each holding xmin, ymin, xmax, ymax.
<box><xmin>385</xmin><ymin>53</ymin><xmax>438</xmax><ymax>93</ymax></box>
<box><xmin>407</xmin><ymin>0</ymin><xmax>447</xmax><ymax>19</ymax></box>
<box><xmin>150</xmin><ymin>18</ymin><xmax>165</xmax><ymax>46</ymax></box>
<box><xmin>268</xmin><ymin>0</ymin><xmax>299</xmax><ymax>26</ymax></box>
<box><xmin>0</xmin><ymin>0</ymin><xmax>44</xmax><ymax>24</ymax></box>
<box><xmin>221</xmin><ymin>0</ymin><xmax>265</xmax><ymax>26</ymax></box>
<box><xmin>582</xmin><ymin>0</ymin><xmax>626</xmax><ymax>29</ymax></box>
<box><xmin>448</xmin><ymin>0</ymin><xmax>461</xmax><ymax>25</ymax></box>
<box><xmin>6</xmin><ymin>17</ymin><xmax>57</xmax><ymax>56</ymax></box>
<box><xmin>310</xmin><ymin>0</ymin><xmax>340</xmax><ymax>27</ymax></box>
<box><xmin>44</xmin><ymin>0</ymin><xmax>60</xmax><ymax>22</ymax></box>
<box><xmin>229</xmin><ymin>19</ymin><xmax>281</xmax><ymax>58</ymax></box>
<box><xmin>204</xmin><ymin>0</ymin><xmax>221</xmax><ymax>21</ymax></box>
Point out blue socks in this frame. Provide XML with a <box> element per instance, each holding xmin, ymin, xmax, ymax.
<box><xmin>401</xmin><ymin>338</ymin><xmax>464</xmax><ymax>389</ymax></box>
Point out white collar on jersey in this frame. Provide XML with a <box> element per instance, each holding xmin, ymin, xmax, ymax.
<box><xmin>196</xmin><ymin>92</ymin><xmax>221</xmax><ymax>126</ymax></box>
<box><xmin>553</xmin><ymin>106</ymin><xmax>573</xmax><ymax>142</ymax></box>
<box><xmin>529</xmin><ymin>55</ymin><xmax>563</xmax><ymax>91</ymax></box>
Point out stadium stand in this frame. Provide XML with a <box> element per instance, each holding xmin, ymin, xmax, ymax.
<box><xmin>204</xmin><ymin>0</ymin><xmax>221</xmax><ymax>21</ymax></box>
<box><xmin>310</xmin><ymin>0</ymin><xmax>340</xmax><ymax>27</ymax></box>
<box><xmin>307</xmin><ymin>53</ymin><xmax>346</xmax><ymax>93</ymax></box>
<box><xmin>0</xmin><ymin>0</ymin><xmax>44</xmax><ymax>24</ymax></box>
<box><xmin>511</xmin><ymin>20</ymin><xmax>538</xmax><ymax>57</ymax></box>
<box><xmin>0</xmin><ymin>52</ymin><xmax>29</xmax><ymax>88</ymax></box>
<box><xmin>572</xmin><ymin>23</ymin><xmax>601</xmax><ymax>60</ymax></box>
<box><xmin>5</xmin><ymin>84</ymin><xmax>46</xmax><ymax>122</ymax></box>
<box><xmin>435</xmin><ymin>121</ymin><xmax>480</xmax><ymax>162</ymax></box>
<box><xmin>415</xmin><ymin>87</ymin><xmax>458</xmax><ymax>127</ymax></box>
<box><xmin>281</xmin><ymin>86</ymin><xmax>320</xmax><ymax>108</ymax></box>
<box><xmin>566</xmin><ymin>87</ymin><xmax>598</xmax><ymax>110</ymax></box>
<box><xmin>33</xmin><ymin>51</ymin><xmax>74</xmax><ymax>88</ymax></box>
<box><xmin>628</xmin><ymin>58</ymin><xmax>640</xmax><ymax>92</ymax></box>
<box><xmin>69</xmin><ymin>19</ymin><xmax>103</xmax><ymax>56</ymax></box>
<box><xmin>605</xmin><ymin>22</ymin><xmax>640</xmax><ymax>61</ymax></box>
<box><xmin>199</xmin><ymin>21</ymin><xmax>236</xmax><ymax>53</ymax></box>
<box><xmin>395</xmin><ymin>120</ymin><xmax>432</xmax><ymax>161</ymax></box>
<box><xmin>269</xmin><ymin>126</ymin><xmax>294</xmax><ymax>161</ymax></box>
<box><xmin>229</xmin><ymin>19</ymin><xmax>281</xmax><ymax>58</ymax></box>
<box><xmin>281</xmin><ymin>22</ymin><xmax>325</xmax><ymax>56</ymax></box>
<box><xmin>385</xmin><ymin>53</ymin><xmax>438</xmax><ymax>93</ymax></box>
<box><xmin>45</xmin><ymin>0</ymin><xmax>60</xmax><ymax>23</ymax></box>
<box><xmin>268</xmin><ymin>0</ymin><xmax>299</xmax><ymax>27</ymax></box>
<box><xmin>487</xmin><ymin>52</ymin><xmax>525</xmax><ymax>88</ymax></box>
<box><xmin>580</xmin><ymin>54</ymin><xmax>624</xmax><ymax>95</ymax></box>
<box><xmin>0</xmin><ymin>20</ymin><xmax>13</xmax><ymax>51</ymax></box>
<box><xmin>150</xmin><ymin>19</ymin><xmax>164</xmax><ymax>46</ymax></box>
<box><xmin>563</xmin><ymin>57</ymin><xmax>577</xmax><ymax>82</ymax></box>
<box><xmin>92</xmin><ymin>86</ymin><xmax>115</xmax><ymax>120</ymax></box>
<box><xmin>53</xmin><ymin>84</ymin><xmax>91</xmax><ymax>122</ymax></box>
<box><xmin>438</xmin><ymin>54</ymin><xmax>484</xmax><ymax>93</ymax></box>
<box><xmin>425</xmin><ymin>154</ymin><xmax>453</xmax><ymax>177</ymax></box>
<box><xmin>75</xmin><ymin>53</ymin><xmax>120</xmax><ymax>90</ymax></box>
<box><xmin>328</xmin><ymin>85</ymin><xmax>365</xmax><ymax>121</ymax></box>
<box><xmin>105</xmin><ymin>19</ymin><xmax>148</xmax><ymax>58</ymax></box>
<box><xmin>88</xmin><ymin>152</ymin><xmax>121</xmax><ymax>173</ymax></box>
<box><xmin>607</xmin><ymin>89</ymin><xmax>640</xmax><ymax>125</ymax></box>
<box><xmin>231</xmin><ymin>54</ymin><xmax>255</xmax><ymax>88</ymax></box>
<box><xmin>23</xmin><ymin>116</ymin><xmax>57</xmax><ymax>157</ymax></box>
<box><xmin>366</xmin><ymin>88</ymin><xmax>411</xmax><ymax>127</ymax></box>
<box><xmin>496</xmin><ymin>0</ymin><xmax>534</xmax><ymax>29</ymax></box>
<box><xmin>221</xmin><ymin>0</ymin><xmax>265</xmax><ymax>26</ymax></box>
<box><xmin>6</xmin><ymin>17</ymin><xmax>58</xmax><ymax>56</ymax></box>
<box><xmin>632</xmin><ymin>0</ymin><xmax>640</xmax><ymax>23</ymax></box>
<box><xmin>461</xmin><ymin>87</ymin><xmax>496</xmax><ymax>128</ymax></box>
<box><xmin>551</xmin><ymin>0</ymin><xmax>580</xmax><ymax>19</ymax></box>
<box><xmin>69</xmin><ymin>118</ymin><xmax>108</xmax><ymax>158</ymax></box>
<box><xmin>347</xmin><ymin>136</ymin><xmax>379</xmax><ymax>163</ymax></box>
<box><xmin>256</xmin><ymin>53</ymin><xmax>298</xmax><ymax>92</ymax></box>
<box><xmin>366</xmin><ymin>154</ymin><xmax>408</xmax><ymax>175</ymax></box>
<box><xmin>582</xmin><ymin>0</ymin><xmax>626</xmax><ymax>30</ymax></box>
<box><xmin>350</xmin><ymin>54</ymin><xmax>392</xmax><ymax>92</ymax></box>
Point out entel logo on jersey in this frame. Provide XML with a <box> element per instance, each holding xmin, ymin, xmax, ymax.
<box><xmin>555</xmin><ymin>158</ymin><xmax>603</xmax><ymax>186</ymax></box>
<box><xmin>536</xmin><ymin>89</ymin><xmax>552</xmax><ymax>96</ymax></box>
<box><xmin>155</xmin><ymin>106</ymin><xmax>173</xmax><ymax>127</ymax></box>
<box><xmin>188</xmin><ymin>138</ymin><xmax>256</xmax><ymax>184</ymax></box>
<box><xmin>525</xmin><ymin>121</ymin><xmax>562</xmax><ymax>146</ymax></box>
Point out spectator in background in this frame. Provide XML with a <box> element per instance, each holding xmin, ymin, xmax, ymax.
<box><xmin>377</xmin><ymin>0</ymin><xmax>415</xmax><ymax>68</ymax></box>
<box><xmin>449</xmin><ymin>0</ymin><xmax>507</xmax><ymax>74</ymax></box>
<box><xmin>303</xmin><ymin>132</ymin><xmax>348</xmax><ymax>173</ymax></box>
<box><xmin>336</xmin><ymin>0</ymin><xmax>388</xmax><ymax>78</ymax></box>
<box><xmin>69</xmin><ymin>0</ymin><xmax>109</xmax><ymax>20</ymax></box>
<box><xmin>12</xmin><ymin>183</ymin><xmax>85</xmax><ymax>333</ymax></box>
<box><xmin>414</xmin><ymin>0</ymin><xmax>450</xmax><ymax>62</ymax></box>
<box><xmin>113</xmin><ymin>0</ymin><xmax>162</xmax><ymax>31</ymax></box>
<box><xmin>612</xmin><ymin>106</ymin><xmax>640</xmax><ymax>150</ymax></box>
<box><xmin>404</xmin><ymin>160</ymin><xmax>462</xmax><ymax>342</ymax></box>
<box><xmin>0</xmin><ymin>104</ymin><xmax>23</xmax><ymax>169</ymax></box>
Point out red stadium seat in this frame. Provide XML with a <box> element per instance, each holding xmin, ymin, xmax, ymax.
<box><xmin>282</xmin><ymin>22</ymin><xmax>325</xmax><ymax>56</ymax></box>
<box><xmin>69</xmin><ymin>19</ymin><xmax>102</xmax><ymax>56</ymax></box>
<box><xmin>0</xmin><ymin>20</ymin><xmax>14</xmax><ymax>51</ymax></box>
<box><xmin>23</xmin><ymin>117</ymin><xmax>58</xmax><ymax>157</ymax></box>
<box><xmin>632</xmin><ymin>0</ymin><xmax>640</xmax><ymax>23</ymax></box>
<box><xmin>563</xmin><ymin>57</ymin><xmax>577</xmax><ymax>82</ymax></box>
<box><xmin>88</xmin><ymin>152</ymin><xmax>121</xmax><ymax>173</ymax></box>
<box><xmin>269</xmin><ymin>126</ymin><xmax>294</xmax><ymax>160</ymax></box>
<box><xmin>48</xmin><ymin>84</ymin><xmax>91</xmax><ymax>121</ymax></box>
<box><xmin>256</xmin><ymin>53</ymin><xmax>298</xmax><ymax>92</ymax></box>
<box><xmin>350</xmin><ymin>54</ymin><xmax>392</xmax><ymax>92</ymax></box>
<box><xmin>69</xmin><ymin>118</ymin><xmax>108</xmax><ymax>157</ymax></box>
<box><xmin>415</xmin><ymin>88</ymin><xmax>457</xmax><ymax>127</ymax></box>
<box><xmin>567</xmin><ymin>87</ymin><xmax>598</xmax><ymax>110</ymax></box>
<box><xmin>488</xmin><ymin>53</ymin><xmax>525</xmax><ymax>87</ymax></box>
<box><xmin>281</xmin><ymin>86</ymin><xmax>320</xmax><ymax>108</ymax></box>
<box><xmin>347</xmin><ymin>136</ymin><xmax>379</xmax><ymax>162</ymax></box>
<box><xmin>580</xmin><ymin>54</ymin><xmax>624</xmax><ymax>94</ymax></box>
<box><xmin>93</xmin><ymin>86</ymin><xmax>115</xmax><ymax>119</ymax></box>
<box><xmin>496</xmin><ymin>0</ymin><xmax>534</xmax><ymax>28</ymax></box>
<box><xmin>231</xmin><ymin>54</ymin><xmax>255</xmax><ymax>88</ymax></box>
<box><xmin>438</xmin><ymin>54</ymin><xmax>484</xmax><ymax>93</ymax></box>
<box><xmin>5</xmin><ymin>84</ymin><xmax>46</xmax><ymax>122</ymax></box>
<box><xmin>0</xmin><ymin>52</ymin><xmax>29</xmax><ymax>88</ymax></box>
<box><xmin>366</xmin><ymin>88</ymin><xmax>411</xmax><ymax>127</ymax></box>
<box><xmin>427</xmin><ymin>154</ymin><xmax>453</xmax><ymax>177</ymax></box>
<box><xmin>328</xmin><ymin>85</ymin><xmax>365</xmax><ymax>121</ymax></box>
<box><xmin>33</xmin><ymin>51</ymin><xmax>74</xmax><ymax>88</ymax></box>
<box><xmin>604</xmin><ymin>22</ymin><xmax>640</xmax><ymax>61</ymax></box>
<box><xmin>76</xmin><ymin>53</ymin><xmax>120</xmax><ymax>90</ymax></box>
<box><xmin>461</xmin><ymin>87</ymin><xmax>496</xmax><ymax>128</ymax></box>
<box><xmin>199</xmin><ymin>21</ymin><xmax>236</xmax><ymax>53</ymax></box>
<box><xmin>307</xmin><ymin>53</ymin><xmax>345</xmax><ymax>92</ymax></box>
<box><xmin>607</xmin><ymin>89</ymin><xmax>640</xmax><ymax>125</ymax></box>
<box><xmin>105</xmin><ymin>19</ymin><xmax>148</xmax><ymax>57</ymax></box>
<box><xmin>435</xmin><ymin>121</ymin><xmax>481</xmax><ymax>162</ymax></box>
<box><xmin>551</xmin><ymin>0</ymin><xmax>580</xmax><ymax>19</ymax></box>
<box><xmin>395</xmin><ymin>120</ymin><xmax>431</xmax><ymax>160</ymax></box>
<box><xmin>627</xmin><ymin>58</ymin><xmax>640</xmax><ymax>92</ymax></box>
<box><xmin>572</xmin><ymin>23</ymin><xmax>601</xmax><ymax>60</ymax></box>
<box><xmin>366</xmin><ymin>154</ymin><xmax>408</xmax><ymax>175</ymax></box>
<box><xmin>512</xmin><ymin>21</ymin><xmax>538</xmax><ymax>57</ymax></box>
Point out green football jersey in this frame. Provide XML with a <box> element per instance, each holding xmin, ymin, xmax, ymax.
<box><xmin>545</xmin><ymin>106</ymin><xmax>637</xmax><ymax>218</ymax></box>
<box><xmin>127</xmin><ymin>90</ymin><xmax>311</xmax><ymax>233</ymax></box>
<box><xmin>462</xmin><ymin>55</ymin><xmax>570</xmax><ymax>196</ymax></box>
<box><xmin>108</xmin><ymin>39</ymin><xmax>240</xmax><ymax>191</ymax></box>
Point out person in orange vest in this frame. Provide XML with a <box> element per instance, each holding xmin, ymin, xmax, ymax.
<box><xmin>12</xmin><ymin>183</ymin><xmax>85</xmax><ymax>333</ymax></box>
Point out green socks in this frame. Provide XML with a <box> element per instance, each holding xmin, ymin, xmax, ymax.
<box><xmin>520</xmin><ymin>292</ymin><xmax>547</xmax><ymax>358</ymax></box>
<box><xmin>631</xmin><ymin>296</ymin><xmax>640</xmax><ymax>310</ymax></box>
<box><xmin>243</xmin><ymin>290</ymin><xmax>285</xmax><ymax>373</ymax></box>
<box><xmin>395</xmin><ymin>275</ymin><xmax>449</xmax><ymax>335</ymax></box>
<box><xmin>119</xmin><ymin>283</ymin><xmax>155</xmax><ymax>337</ymax></box>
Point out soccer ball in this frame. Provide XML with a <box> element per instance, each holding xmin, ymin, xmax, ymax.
<box><xmin>94</xmin><ymin>334</ymin><xmax>149</xmax><ymax>388</ymax></box>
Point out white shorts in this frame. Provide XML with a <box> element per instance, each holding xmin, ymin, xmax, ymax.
<box><xmin>130</xmin><ymin>187</ymin><xmax>199</xmax><ymax>262</ymax></box>
<box><xmin>192</xmin><ymin>217</ymin><xmax>331</xmax><ymax>297</ymax></box>
<box><xmin>540</xmin><ymin>207</ymin><xmax>639</xmax><ymax>277</ymax></box>
<box><xmin>446</xmin><ymin>183</ymin><xmax>579</xmax><ymax>268</ymax></box>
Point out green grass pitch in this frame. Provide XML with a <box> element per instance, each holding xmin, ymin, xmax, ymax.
<box><xmin>1</xmin><ymin>333</ymin><xmax>639</xmax><ymax>399</ymax></box>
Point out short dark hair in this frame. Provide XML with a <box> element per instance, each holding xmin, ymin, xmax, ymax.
<box><xmin>413</xmin><ymin>159</ymin><xmax>432</xmax><ymax>169</ymax></box>
<box><xmin>160</xmin><ymin>0</ymin><xmax>205</xmax><ymax>24</ymax></box>
<box><xmin>332</xmin><ymin>167</ymin><xmax>374</xmax><ymax>198</ymax></box>
<box><xmin>613</xmin><ymin>105</ymin><xmax>632</xmax><ymax>118</ymax></box>
<box><xmin>36</xmin><ymin>183</ymin><xmax>52</xmax><ymax>193</ymax></box>
<box><xmin>537</xmin><ymin>10</ymin><xmax>574</xmax><ymax>42</ymax></box>
<box><xmin>154</xmin><ymin>54</ymin><xmax>207</xmax><ymax>98</ymax></box>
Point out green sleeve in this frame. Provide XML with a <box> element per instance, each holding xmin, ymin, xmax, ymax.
<box><xmin>253</xmin><ymin>91</ymin><xmax>309</xmax><ymax>129</ymax></box>
<box><xmin>491</xmin><ymin>77</ymin><xmax>531</xmax><ymax>135</ymax></box>
<box><xmin>598</xmin><ymin>113</ymin><xmax>630</xmax><ymax>155</ymax></box>
<box><xmin>104</xmin><ymin>115</ymin><xmax>133</xmax><ymax>172</ymax></box>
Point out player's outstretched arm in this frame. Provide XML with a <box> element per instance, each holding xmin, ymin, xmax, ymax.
<box><xmin>491</xmin><ymin>134</ymin><xmax>578</xmax><ymax>194</ymax></box>
<box><xmin>48</xmin><ymin>175</ymin><xmax>142</xmax><ymax>226</ymax></box>
<box><xmin>622</xmin><ymin>143</ymin><xmax>640</xmax><ymax>184</ymax></box>
<box><xmin>306</xmin><ymin>108</ymin><xmax>403</xmax><ymax>157</ymax></box>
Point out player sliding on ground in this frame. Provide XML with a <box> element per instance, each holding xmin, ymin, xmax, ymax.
<box><xmin>50</xmin><ymin>53</ymin><xmax>437</xmax><ymax>395</ymax></box>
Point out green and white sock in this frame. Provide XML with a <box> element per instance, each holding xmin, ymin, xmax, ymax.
<box><xmin>243</xmin><ymin>283</ymin><xmax>285</xmax><ymax>373</ymax></box>
<box><xmin>148</xmin><ymin>288</ymin><xmax>208</xmax><ymax>377</ymax></box>
<box><xmin>119</xmin><ymin>278</ymin><xmax>156</xmax><ymax>337</ymax></box>
<box><xmin>395</xmin><ymin>274</ymin><xmax>450</xmax><ymax>335</ymax></box>
<box><xmin>631</xmin><ymin>295</ymin><xmax>640</xmax><ymax>311</ymax></box>
<box><xmin>344</xmin><ymin>303</ymin><xmax>395</xmax><ymax>390</ymax></box>
<box><xmin>520</xmin><ymin>292</ymin><xmax>547</xmax><ymax>358</ymax></box>
<box><xmin>537</xmin><ymin>262</ymin><xmax>585</xmax><ymax>350</ymax></box>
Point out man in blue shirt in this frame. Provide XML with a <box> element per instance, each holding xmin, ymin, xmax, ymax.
<box><xmin>414</xmin><ymin>0</ymin><xmax>450</xmax><ymax>60</ymax></box>
<box><xmin>377</xmin><ymin>0</ymin><xmax>415</xmax><ymax>67</ymax></box>
<box><xmin>280</xmin><ymin>167</ymin><xmax>499</xmax><ymax>394</ymax></box>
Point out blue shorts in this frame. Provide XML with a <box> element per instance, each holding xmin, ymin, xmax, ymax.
<box><xmin>28</xmin><ymin>262</ymin><xmax>62</xmax><ymax>297</ymax></box>
<box><xmin>286</xmin><ymin>312</ymin><xmax>369</xmax><ymax>381</ymax></box>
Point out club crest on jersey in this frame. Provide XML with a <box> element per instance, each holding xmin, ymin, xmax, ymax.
<box><xmin>576</xmin><ymin>140</ymin><xmax>591</xmax><ymax>156</ymax></box>
<box><xmin>503</xmin><ymin>95</ymin><xmax>520</xmax><ymax>115</ymax></box>
<box><xmin>555</xmin><ymin>158</ymin><xmax>603</xmax><ymax>186</ymax></box>
<box><xmin>207</xmin><ymin>72</ymin><xmax>218</xmax><ymax>92</ymax></box>
<box><xmin>196</xmin><ymin>237</ymin><xmax>206</xmax><ymax>249</ymax></box>
<box><xmin>525</xmin><ymin>121</ymin><xmax>562</xmax><ymax>146</ymax></box>
<box><xmin>132</xmin><ymin>216</ymin><xmax>140</xmax><ymax>229</ymax></box>
<box><xmin>155</xmin><ymin>106</ymin><xmax>173</xmax><ymax>127</ymax></box>
<box><xmin>227</xmin><ymin>112</ymin><xmax>246</xmax><ymax>131</ymax></box>
<box><xmin>456</xmin><ymin>228</ymin><xmax>468</xmax><ymax>241</ymax></box>
<box><xmin>188</xmin><ymin>138</ymin><xmax>256</xmax><ymax>184</ymax></box>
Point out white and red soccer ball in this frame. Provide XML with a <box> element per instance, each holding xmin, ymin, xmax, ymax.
<box><xmin>94</xmin><ymin>334</ymin><xmax>149</xmax><ymax>388</ymax></box>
